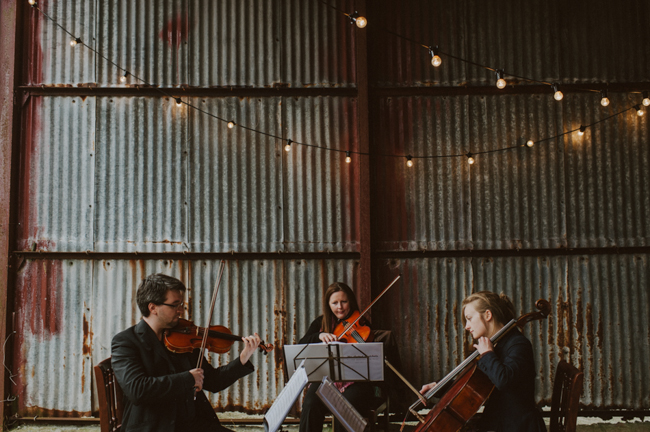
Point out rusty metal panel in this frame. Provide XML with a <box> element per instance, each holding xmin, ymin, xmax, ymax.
<box><xmin>281</xmin><ymin>0</ymin><xmax>357</xmax><ymax>87</ymax></box>
<box><xmin>187</xmin><ymin>97</ymin><xmax>283</xmax><ymax>252</ymax></box>
<box><xmin>16</xmin><ymin>96</ymin><xmax>95</xmax><ymax>252</ymax></box>
<box><xmin>375</xmin><ymin>254</ymin><xmax>650</xmax><ymax>409</ymax></box>
<box><xmin>283</xmin><ymin>97</ymin><xmax>360</xmax><ymax>252</ymax></box>
<box><xmin>12</xmin><ymin>259</ymin><xmax>94</xmax><ymax>416</ymax></box>
<box><xmin>374</xmin><ymin>94</ymin><xmax>566</xmax><ymax>251</ymax></box>
<box><xmin>96</xmin><ymin>0</ymin><xmax>189</xmax><ymax>86</ymax></box>
<box><xmin>467</xmin><ymin>94</ymin><xmax>566</xmax><ymax>250</ymax></box>
<box><xmin>23</xmin><ymin>0</ymin><xmax>96</xmax><ymax>85</ymax></box>
<box><xmin>187</xmin><ymin>0</ymin><xmax>281</xmax><ymax>87</ymax></box>
<box><xmin>95</xmin><ymin>97</ymin><xmax>188</xmax><ymax>252</ymax></box>
<box><xmin>564</xmin><ymin>92</ymin><xmax>650</xmax><ymax>248</ymax></box>
<box><xmin>373</xmin><ymin>96</ymin><xmax>470</xmax><ymax>251</ymax></box>
<box><xmin>372</xmin><ymin>0</ymin><xmax>650</xmax><ymax>87</ymax></box>
<box><xmin>568</xmin><ymin>254</ymin><xmax>650</xmax><ymax>409</ymax></box>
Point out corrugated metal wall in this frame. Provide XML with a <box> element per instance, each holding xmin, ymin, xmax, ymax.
<box><xmin>10</xmin><ymin>0</ymin><xmax>650</xmax><ymax>419</ymax></box>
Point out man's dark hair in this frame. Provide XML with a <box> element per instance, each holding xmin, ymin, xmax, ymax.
<box><xmin>136</xmin><ymin>273</ymin><xmax>186</xmax><ymax>317</ymax></box>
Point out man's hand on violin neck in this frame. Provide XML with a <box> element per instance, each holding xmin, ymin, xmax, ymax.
<box><xmin>239</xmin><ymin>333</ymin><xmax>262</xmax><ymax>365</ymax></box>
<box><xmin>190</xmin><ymin>368</ymin><xmax>204</xmax><ymax>392</ymax></box>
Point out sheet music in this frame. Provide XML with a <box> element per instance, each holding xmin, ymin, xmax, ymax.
<box><xmin>263</xmin><ymin>361</ymin><xmax>309</xmax><ymax>432</ymax></box>
<box><xmin>316</xmin><ymin>376</ymin><xmax>368</xmax><ymax>432</ymax></box>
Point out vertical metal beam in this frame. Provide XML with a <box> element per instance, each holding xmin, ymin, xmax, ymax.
<box><xmin>354</xmin><ymin>0</ymin><xmax>371</xmax><ymax>309</ymax></box>
<box><xmin>0</xmin><ymin>0</ymin><xmax>20</xmax><ymax>426</ymax></box>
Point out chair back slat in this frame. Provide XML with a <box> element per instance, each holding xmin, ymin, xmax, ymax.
<box><xmin>549</xmin><ymin>360</ymin><xmax>584</xmax><ymax>432</ymax></box>
<box><xmin>94</xmin><ymin>357</ymin><xmax>124</xmax><ymax>432</ymax></box>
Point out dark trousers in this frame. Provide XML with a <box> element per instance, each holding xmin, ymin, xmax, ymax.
<box><xmin>299</xmin><ymin>382</ymin><xmax>376</xmax><ymax>432</ymax></box>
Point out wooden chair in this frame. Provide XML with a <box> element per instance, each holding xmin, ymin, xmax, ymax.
<box><xmin>94</xmin><ymin>357</ymin><xmax>124</xmax><ymax>432</ymax></box>
<box><xmin>549</xmin><ymin>360</ymin><xmax>584</xmax><ymax>432</ymax></box>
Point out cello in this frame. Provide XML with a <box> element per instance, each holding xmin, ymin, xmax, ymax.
<box><xmin>406</xmin><ymin>298</ymin><xmax>551</xmax><ymax>432</ymax></box>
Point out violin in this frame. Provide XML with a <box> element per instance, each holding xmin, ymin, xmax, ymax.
<box><xmin>406</xmin><ymin>299</ymin><xmax>551</xmax><ymax>432</ymax></box>
<box><xmin>333</xmin><ymin>310</ymin><xmax>373</xmax><ymax>343</ymax></box>
<box><xmin>164</xmin><ymin>318</ymin><xmax>274</xmax><ymax>355</ymax></box>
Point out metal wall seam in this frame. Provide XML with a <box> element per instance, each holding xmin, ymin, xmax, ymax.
<box><xmin>283</xmin><ymin>96</ymin><xmax>360</xmax><ymax>253</ymax></box>
<box><xmin>94</xmin><ymin>96</ymin><xmax>188</xmax><ymax>252</ymax></box>
<box><xmin>188</xmin><ymin>97</ymin><xmax>283</xmax><ymax>253</ymax></box>
<box><xmin>16</xmin><ymin>96</ymin><xmax>95</xmax><ymax>252</ymax></box>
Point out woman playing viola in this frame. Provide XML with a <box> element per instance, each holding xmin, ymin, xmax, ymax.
<box><xmin>298</xmin><ymin>282</ymin><xmax>377</xmax><ymax>432</ymax></box>
<box><xmin>420</xmin><ymin>291</ymin><xmax>545</xmax><ymax>432</ymax></box>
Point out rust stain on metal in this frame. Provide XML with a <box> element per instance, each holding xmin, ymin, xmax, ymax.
<box><xmin>19</xmin><ymin>407</ymin><xmax>93</xmax><ymax>418</ymax></box>
<box><xmin>82</xmin><ymin>313</ymin><xmax>91</xmax><ymax>355</ymax></box>
<box><xmin>159</xmin><ymin>12</ymin><xmax>190</xmax><ymax>49</ymax></box>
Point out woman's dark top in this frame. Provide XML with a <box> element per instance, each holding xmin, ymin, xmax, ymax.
<box><xmin>476</xmin><ymin>328</ymin><xmax>546</xmax><ymax>432</ymax></box>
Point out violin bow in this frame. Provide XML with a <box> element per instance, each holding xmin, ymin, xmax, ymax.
<box><xmin>193</xmin><ymin>260</ymin><xmax>226</xmax><ymax>398</ymax></box>
<box><xmin>335</xmin><ymin>274</ymin><xmax>401</xmax><ymax>341</ymax></box>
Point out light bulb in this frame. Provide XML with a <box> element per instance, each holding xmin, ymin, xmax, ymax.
<box><xmin>28</xmin><ymin>0</ymin><xmax>36</xmax><ymax>5</ymax></box>
<box><xmin>406</xmin><ymin>156</ymin><xmax>413</xmax><ymax>167</ymax></box>
<box><xmin>642</xmin><ymin>91</ymin><xmax>650</xmax><ymax>107</ymax></box>
<box><xmin>429</xmin><ymin>46</ymin><xmax>441</xmax><ymax>67</ymax></box>
<box><xmin>175</xmin><ymin>98</ymin><xmax>182</xmax><ymax>107</ymax></box>
<box><xmin>284</xmin><ymin>140</ymin><xmax>292</xmax><ymax>152</ymax></box>
<box><xmin>70</xmin><ymin>38</ymin><xmax>79</xmax><ymax>47</ymax></box>
<box><xmin>635</xmin><ymin>105</ymin><xmax>644</xmax><ymax>116</ymax></box>
<box><xmin>600</xmin><ymin>90</ymin><xmax>609</xmax><ymax>107</ymax></box>
<box><xmin>345</xmin><ymin>151</ymin><xmax>352</xmax><ymax>164</ymax></box>
<box><xmin>119</xmin><ymin>73</ymin><xmax>128</xmax><ymax>83</ymax></box>
<box><xmin>578</xmin><ymin>126</ymin><xmax>586</xmax><ymax>136</ymax></box>
<box><xmin>467</xmin><ymin>152</ymin><xmax>475</xmax><ymax>165</ymax></box>
<box><xmin>496</xmin><ymin>70</ymin><xmax>506</xmax><ymax>89</ymax></box>
<box><xmin>227</xmin><ymin>121</ymin><xmax>235</xmax><ymax>129</ymax></box>
<box><xmin>552</xmin><ymin>83</ymin><xmax>563</xmax><ymax>101</ymax></box>
<box><xmin>355</xmin><ymin>16</ymin><xmax>367</xmax><ymax>28</ymax></box>
<box><xmin>526</xmin><ymin>140</ymin><xmax>534</xmax><ymax>148</ymax></box>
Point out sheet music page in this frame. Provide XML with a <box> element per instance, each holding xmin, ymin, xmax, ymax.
<box><xmin>316</xmin><ymin>377</ymin><xmax>368</xmax><ymax>432</ymax></box>
<box><xmin>339</xmin><ymin>343</ymin><xmax>384</xmax><ymax>381</ymax></box>
<box><xmin>263</xmin><ymin>362</ymin><xmax>308</xmax><ymax>432</ymax></box>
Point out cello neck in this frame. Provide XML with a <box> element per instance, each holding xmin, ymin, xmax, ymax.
<box><xmin>414</xmin><ymin>319</ymin><xmax>517</xmax><ymax>409</ymax></box>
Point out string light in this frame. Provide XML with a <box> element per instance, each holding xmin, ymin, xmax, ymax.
<box><xmin>578</xmin><ymin>125</ymin><xmax>586</xmax><ymax>136</ymax></box>
<box><xmin>349</xmin><ymin>12</ymin><xmax>367</xmax><ymax>28</ymax></box>
<box><xmin>600</xmin><ymin>90</ymin><xmax>610</xmax><ymax>107</ymax></box>
<box><xmin>635</xmin><ymin>105</ymin><xmax>644</xmax><ymax>117</ymax></box>
<box><xmin>345</xmin><ymin>151</ymin><xmax>352</xmax><ymax>164</ymax></box>
<box><xmin>429</xmin><ymin>46</ymin><xmax>441</xmax><ymax>67</ymax></box>
<box><xmin>406</xmin><ymin>155</ymin><xmax>413</xmax><ymax>167</ymax></box>
<box><xmin>495</xmin><ymin>70</ymin><xmax>506</xmax><ymax>89</ymax></box>
<box><xmin>466</xmin><ymin>152</ymin><xmax>475</xmax><ymax>164</ymax></box>
<box><xmin>29</xmin><ymin>2</ymin><xmax>650</xmax><ymax>167</ymax></box>
<box><xmin>552</xmin><ymin>83</ymin><xmax>563</xmax><ymax>101</ymax></box>
<box><xmin>227</xmin><ymin>121</ymin><xmax>236</xmax><ymax>129</ymax></box>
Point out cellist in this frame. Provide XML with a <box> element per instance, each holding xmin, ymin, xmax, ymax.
<box><xmin>298</xmin><ymin>282</ymin><xmax>377</xmax><ymax>432</ymax></box>
<box><xmin>420</xmin><ymin>291</ymin><xmax>546</xmax><ymax>432</ymax></box>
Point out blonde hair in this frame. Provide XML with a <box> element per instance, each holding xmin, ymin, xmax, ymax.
<box><xmin>462</xmin><ymin>291</ymin><xmax>515</xmax><ymax>326</ymax></box>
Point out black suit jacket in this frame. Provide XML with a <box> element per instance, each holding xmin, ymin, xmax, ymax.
<box><xmin>111</xmin><ymin>319</ymin><xmax>254</xmax><ymax>432</ymax></box>
<box><xmin>476</xmin><ymin>328</ymin><xmax>546</xmax><ymax>432</ymax></box>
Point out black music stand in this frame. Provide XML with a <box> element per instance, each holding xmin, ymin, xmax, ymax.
<box><xmin>316</xmin><ymin>376</ymin><xmax>368</xmax><ymax>432</ymax></box>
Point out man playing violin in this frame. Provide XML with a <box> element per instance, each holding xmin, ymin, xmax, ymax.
<box><xmin>111</xmin><ymin>273</ymin><xmax>262</xmax><ymax>432</ymax></box>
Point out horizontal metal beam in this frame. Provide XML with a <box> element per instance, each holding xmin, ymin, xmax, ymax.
<box><xmin>12</xmin><ymin>250</ymin><xmax>361</xmax><ymax>261</ymax></box>
<box><xmin>19</xmin><ymin>85</ymin><xmax>358</xmax><ymax>98</ymax></box>
<box><xmin>374</xmin><ymin>246</ymin><xmax>650</xmax><ymax>259</ymax></box>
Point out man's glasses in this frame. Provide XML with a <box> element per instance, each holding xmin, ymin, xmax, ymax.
<box><xmin>161</xmin><ymin>302</ymin><xmax>185</xmax><ymax>310</ymax></box>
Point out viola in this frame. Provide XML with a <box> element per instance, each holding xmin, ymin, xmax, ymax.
<box><xmin>333</xmin><ymin>310</ymin><xmax>373</xmax><ymax>343</ymax></box>
<box><xmin>406</xmin><ymin>299</ymin><xmax>551</xmax><ymax>432</ymax></box>
<box><xmin>164</xmin><ymin>318</ymin><xmax>274</xmax><ymax>355</ymax></box>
